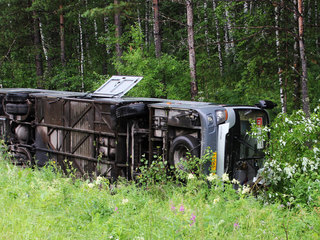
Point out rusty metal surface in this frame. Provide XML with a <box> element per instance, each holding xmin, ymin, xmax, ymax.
<box><xmin>32</xmin><ymin>97</ymin><xmax>119</xmax><ymax>177</ymax></box>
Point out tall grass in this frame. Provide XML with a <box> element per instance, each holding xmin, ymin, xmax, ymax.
<box><xmin>0</xmin><ymin>156</ymin><xmax>318</xmax><ymax>239</ymax></box>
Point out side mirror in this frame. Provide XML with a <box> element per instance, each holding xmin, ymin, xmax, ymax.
<box><xmin>255</xmin><ymin>100</ymin><xmax>277</xmax><ymax>109</ymax></box>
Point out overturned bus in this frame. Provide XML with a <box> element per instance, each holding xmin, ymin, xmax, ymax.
<box><xmin>0</xmin><ymin>76</ymin><xmax>275</xmax><ymax>184</ymax></box>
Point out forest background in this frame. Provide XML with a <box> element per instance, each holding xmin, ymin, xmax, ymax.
<box><xmin>0</xmin><ymin>0</ymin><xmax>319</xmax><ymax>115</ymax></box>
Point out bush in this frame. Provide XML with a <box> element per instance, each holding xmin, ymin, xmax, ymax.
<box><xmin>252</xmin><ymin>108</ymin><xmax>320</xmax><ymax>207</ymax></box>
<box><xmin>114</xmin><ymin>25</ymin><xmax>190</xmax><ymax>100</ymax></box>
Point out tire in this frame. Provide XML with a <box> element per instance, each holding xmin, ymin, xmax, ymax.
<box><xmin>5</xmin><ymin>93</ymin><xmax>29</xmax><ymax>103</ymax></box>
<box><xmin>116</xmin><ymin>103</ymin><xmax>147</xmax><ymax>119</ymax></box>
<box><xmin>12</xmin><ymin>147</ymin><xmax>34</xmax><ymax>167</ymax></box>
<box><xmin>6</xmin><ymin>103</ymin><xmax>29</xmax><ymax>115</ymax></box>
<box><xmin>169</xmin><ymin>135</ymin><xmax>200</xmax><ymax>169</ymax></box>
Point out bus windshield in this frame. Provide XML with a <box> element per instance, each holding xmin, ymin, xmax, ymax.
<box><xmin>225</xmin><ymin>109</ymin><xmax>268</xmax><ymax>184</ymax></box>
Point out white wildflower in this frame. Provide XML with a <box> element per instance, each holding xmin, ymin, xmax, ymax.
<box><xmin>95</xmin><ymin>176</ymin><xmax>103</xmax><ymax>185</ymax></box>
<box><xmin>222</xmin><ymin>173</ymin><xmax>229</xmax><ymax>182</ymax></box>
<box><xmin>213</xmin><ymin>198</ymin><xmax>220</xmax><ymax>204</ymax></box>
<box><xmin>188</xmin><ymin>173</ymin><xmax>195</xmax><ymax>180</ymax></box>
<box><xmin>284</xmin><ymin>166</ymin><xmax>293</xmax><ymax>178</ymax></box>
<box><xmin>207</xmin><ymin>173</ymin><xmax>218</xmax><ymax>182</ymax></box>
<box><xmin>302</xmin><ymin>157</ymin><xmax>309</xmax><ymax>172</ymax></box>
<box><xmin>88</xmin><ymin>183</ymin><xmax>94</xmax><ymax>188</ymax></box>
<box><xmin>122</xmin><ymin>198</ymin><xmax>129</xmax><ymax>204</ymax></box>
<box><xmin>242</xmin><ymin>185</ymin><xmax>251</xmax><ymax>194</ymax></box>
<box><xmin>231</xmin><ymin>179</ymin><xmax>240</xmax><ymax>185</ymax></box>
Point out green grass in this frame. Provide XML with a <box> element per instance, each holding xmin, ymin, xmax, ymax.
<box><xmin>0</xmin><ymin>159</ymin><xmax>319</xmax><ymax>240</ymax></box>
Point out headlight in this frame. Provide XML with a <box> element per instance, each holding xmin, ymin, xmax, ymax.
<box><xmin>215</xmin><ymin>109</ymin><xmax>228</xmax><ymax>124</ymax></box>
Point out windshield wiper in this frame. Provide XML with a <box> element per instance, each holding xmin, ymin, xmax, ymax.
<box><xmin>234</xmin><ymin>136</ymin><xmax>255</xmax><ymax>150</ymax></box>
<box><xmin>239</xmin><ymin>156</ymin><xmax>264</xmax><ymax>161</ymax></box>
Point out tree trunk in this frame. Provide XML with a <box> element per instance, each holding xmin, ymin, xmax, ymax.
<box><xmin>298</xmin><ymin>0</ymin><xmax>310</xmax><ymax>116</ymax></box>
<box><xmin>84</xmin><ymin>0</ymin><xmax>91</xmax><ymax>66</ymax></box>
<box><xmin>186</xmin><ymin>0</ymin><xmax>198</xmax><ymax>100</ymax></box>
<box><xmin>94</xmin><ymin>19</ymin><xmax>98</xmax><ymax>45</ymax></box>
<box><xmin>293</xmin><ymin>0</ymin><xmax>300</xmax><ymax>110</ymax></box>
<box><xmin>145</xmin><ymin>0</ymin><xmax>151</xmax><ymax>48</ymax></box>
<box><xmin>102</xmin><ymin>16</ymin><xmax>110</xmax><ymax>75</ymax></box>
<box><xmin>39</xmin><ymin>17</ymin><xmax>53</xmax><ymax>83</ymax></box>
<box><xmin>224</xmin><ymin>3</ymin><xmax>234</xmax><ymax>55</ymax></box>
<box><xmin>213</xmin><ymin>0</ymin><xmax>223</xmax><ymax>76</ymax></box>
<box><xmin>59</xmin><ymin>4</ymin><xmax>66</xmax><ymax>67</ymax></box>
<box><xmin>275</xmin><ymin>2</ymin><xmax>286</xmax><ymax>113</ymax></box>
<box><xmin>32</xmin><ymin>4</ymin><xmax>44</xmax><ymax>88</ymax></box>
<box><xmin>204</xmin><ymin>0</ymin><xmax>210</xmax><ymax>56</ymax></box>
<box><xmin>78</xmin><ymin>13</ymin><xmax>84</xmax><ymax>92</ymax></box>
<box><xmin>153</xmin><ymin>0</ymin><xmax>161</xmax><ymax>58</ymax></box>
<box><xmin>315</xmin><ymin>0</ymin><xmax>319</xmax><ymax>50</ymax></box>
<box><xmin>114</xmin><ymin>0</ymin><xmax>122</xmax><ymax>61</ymax></box>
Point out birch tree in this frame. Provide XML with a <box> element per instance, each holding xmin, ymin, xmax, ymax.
<box><xmin>153</xmin><ymin>0</ymin><xmax>161</xmax><ymax>58</ymax></box>
<box><xmin>79</xmin><ymin>12</ymin><xmax>84</xmax><ymax>91</ymax></box>
<box><xmin>213</xmin><ymin>0</ymin><xmax>223</xmax><ymax>76</ymax></box>
<box><xmin>275</xmin><ymin>1</ymin><xmax>286</xmax><ymax>113</ymax></box>
<box><xmin>32</xmin><ymin>3</ymin><xmax>44</xmax><ymax>88</ymax></box>
<box><xmin>114</xmin><ymin>0</ymin><xmax>122</xmax><ymax>61</ymax></box>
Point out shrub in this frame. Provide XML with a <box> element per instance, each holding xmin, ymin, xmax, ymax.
<box><xmin>252</xmin><ymin>108</ymin><xmax>320</xmax><ymax>207</ymax></box>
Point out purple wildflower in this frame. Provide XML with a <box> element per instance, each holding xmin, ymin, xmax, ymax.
<box><xmin>179</xmin><ymin>205</ymin><xmax>185</xmax><ymax>213</ymax></box>
<box><xmin>171</xmin><ymin>204</ymin><xmax>176</xmax><ymax>212</ymax></box>
<box><xmin>234</xmin><ymin>222</ymin><xmax>240</xmax><ymax>229</ymax></box>
<box><xmin>114</xmin><ymin>206</ymin><xmax>118</xmax><ymax>212</ymax></box>
<box><xmin>189</xmin><ymin>213</ymin><xmax>196</xmax><ymax>226</ymax></box>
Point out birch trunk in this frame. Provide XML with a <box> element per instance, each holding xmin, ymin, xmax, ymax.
<box><xmin>94</xmin><ymin>19</ymin><xmax>98</xmax><ymax>45</ymax></box>
<box><xmin>275</xmin><ymin>2</ymin><xmax>286</xmax><ymax>113</ymax></box>
<box><xmin>39</xmin><ymin>17</ymin><xmax>54</xmax><ymax>83</ymax></box>
<box><xmin>39</xmin><ymin>18</ymin><xmax>48</xmax><ymax>63</ymax></box>
<box><xmin>104</xmin><ymin>16</ymin><xmax>111</xmax><ymax>55</ymax></box>
<box><xmin>101</xmin><ymin>16</ymin><xmax>109</xmax><ymax>74</ymax></box>
<box><xmin>153</xmin><ymin>0</ymin><xmax>161</xmax><ymax>58</ymax></box>
<box><xmin>32</xmin><ymin>5</ymin><xmax>44</xmax><ymax>88</ymax></box>
<box><xmin>186</xmin><ymin>0</ymin><xmax>198</xmax><ymax>100</ymax></box>
<box><xmin>298</xmin><ymin>0</ymin><xmax>310</xmax><ymax>116</ymax></box>
<box><xmin>204</xmin><ymin>0</ymin><xmax>210</xmax><ymax>56</ymax></box>
<box><xmin>145</xmin><ymin>0</ymin><xmax>150</xmax><ymax>47</ymax></box>
<box><xmin>224</xmin><ymin>3</ymin><xmax>234</xmax><ymax>54</ymax></box>
<box><xmin>79</xmin><ymin>13</ymin><xmax>84</xmax><ymax>92</ymax></box>
<box><xmin>213</xmin><ymin>0</ymin><xmax>223</xmax><ymax>76</ymax></box>
<box><xmin>114</xmin><ymin>0</ymin><xmax>122</xmax><ymax>61</ymax></box>
<box><xmin>315</xmin><ymin>0</ymin><xmax>319</xmax><ymax>49</ymax></box>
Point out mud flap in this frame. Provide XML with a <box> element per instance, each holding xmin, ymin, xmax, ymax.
<box><xmin>34</xmin><ymin>126</ymin><xmax>49</xmax><ymax>167</ymax></box>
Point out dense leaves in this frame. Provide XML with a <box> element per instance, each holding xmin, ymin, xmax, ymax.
<box><xmin>0</xmin><ymin>0</ymin><xmax>319</xmax><ymax>112</ymax></box>
<box><xmin>251</xmin><ymin>107</ymin><xmax>320</xmax><ymax>208</ymax></box>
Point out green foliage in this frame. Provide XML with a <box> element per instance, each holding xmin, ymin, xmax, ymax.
<box><xmin>114</xmin><ymin>25</ymin><xmax>190</xmax><ymax>99</ymax></box>
<box><xmin>174</xmin><ymin>149</ymin><xmax>212</xmax><ymax>181</ymax></box>
<box><xmin>251</xmin><ymin>108</ymin><xmax>320</xmax><ymax>208</ymax></box>
<box><xmin>0</xmin><ymin>142</ymin><xmax>319</xmax><ymax>239</ymax></box>
<box><xmin>1</xmin><ymin>0</ymin><xmax>320</xmax><ymax>111</ymax></box>
<box><xmin>137</xmin><ymin>155</ymin><xmax>173</xmax><ymax>186</ymax></box>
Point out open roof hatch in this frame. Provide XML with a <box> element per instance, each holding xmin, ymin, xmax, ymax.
<box><xmin>93</xmin><ymin>75</ymin><xmax>143</xmax><ymax>98</ymax></box>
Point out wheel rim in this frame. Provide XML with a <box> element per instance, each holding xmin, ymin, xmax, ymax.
<box><xmin>173</xmin><ymin>145</ymin><xmax>189</xmax><ymax>170</ymax></box>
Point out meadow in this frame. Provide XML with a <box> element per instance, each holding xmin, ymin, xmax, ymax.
<box><xmin>0</xmin><ymin>156</ymin><xmax>318</xmax><ymax>240</ymax></box>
